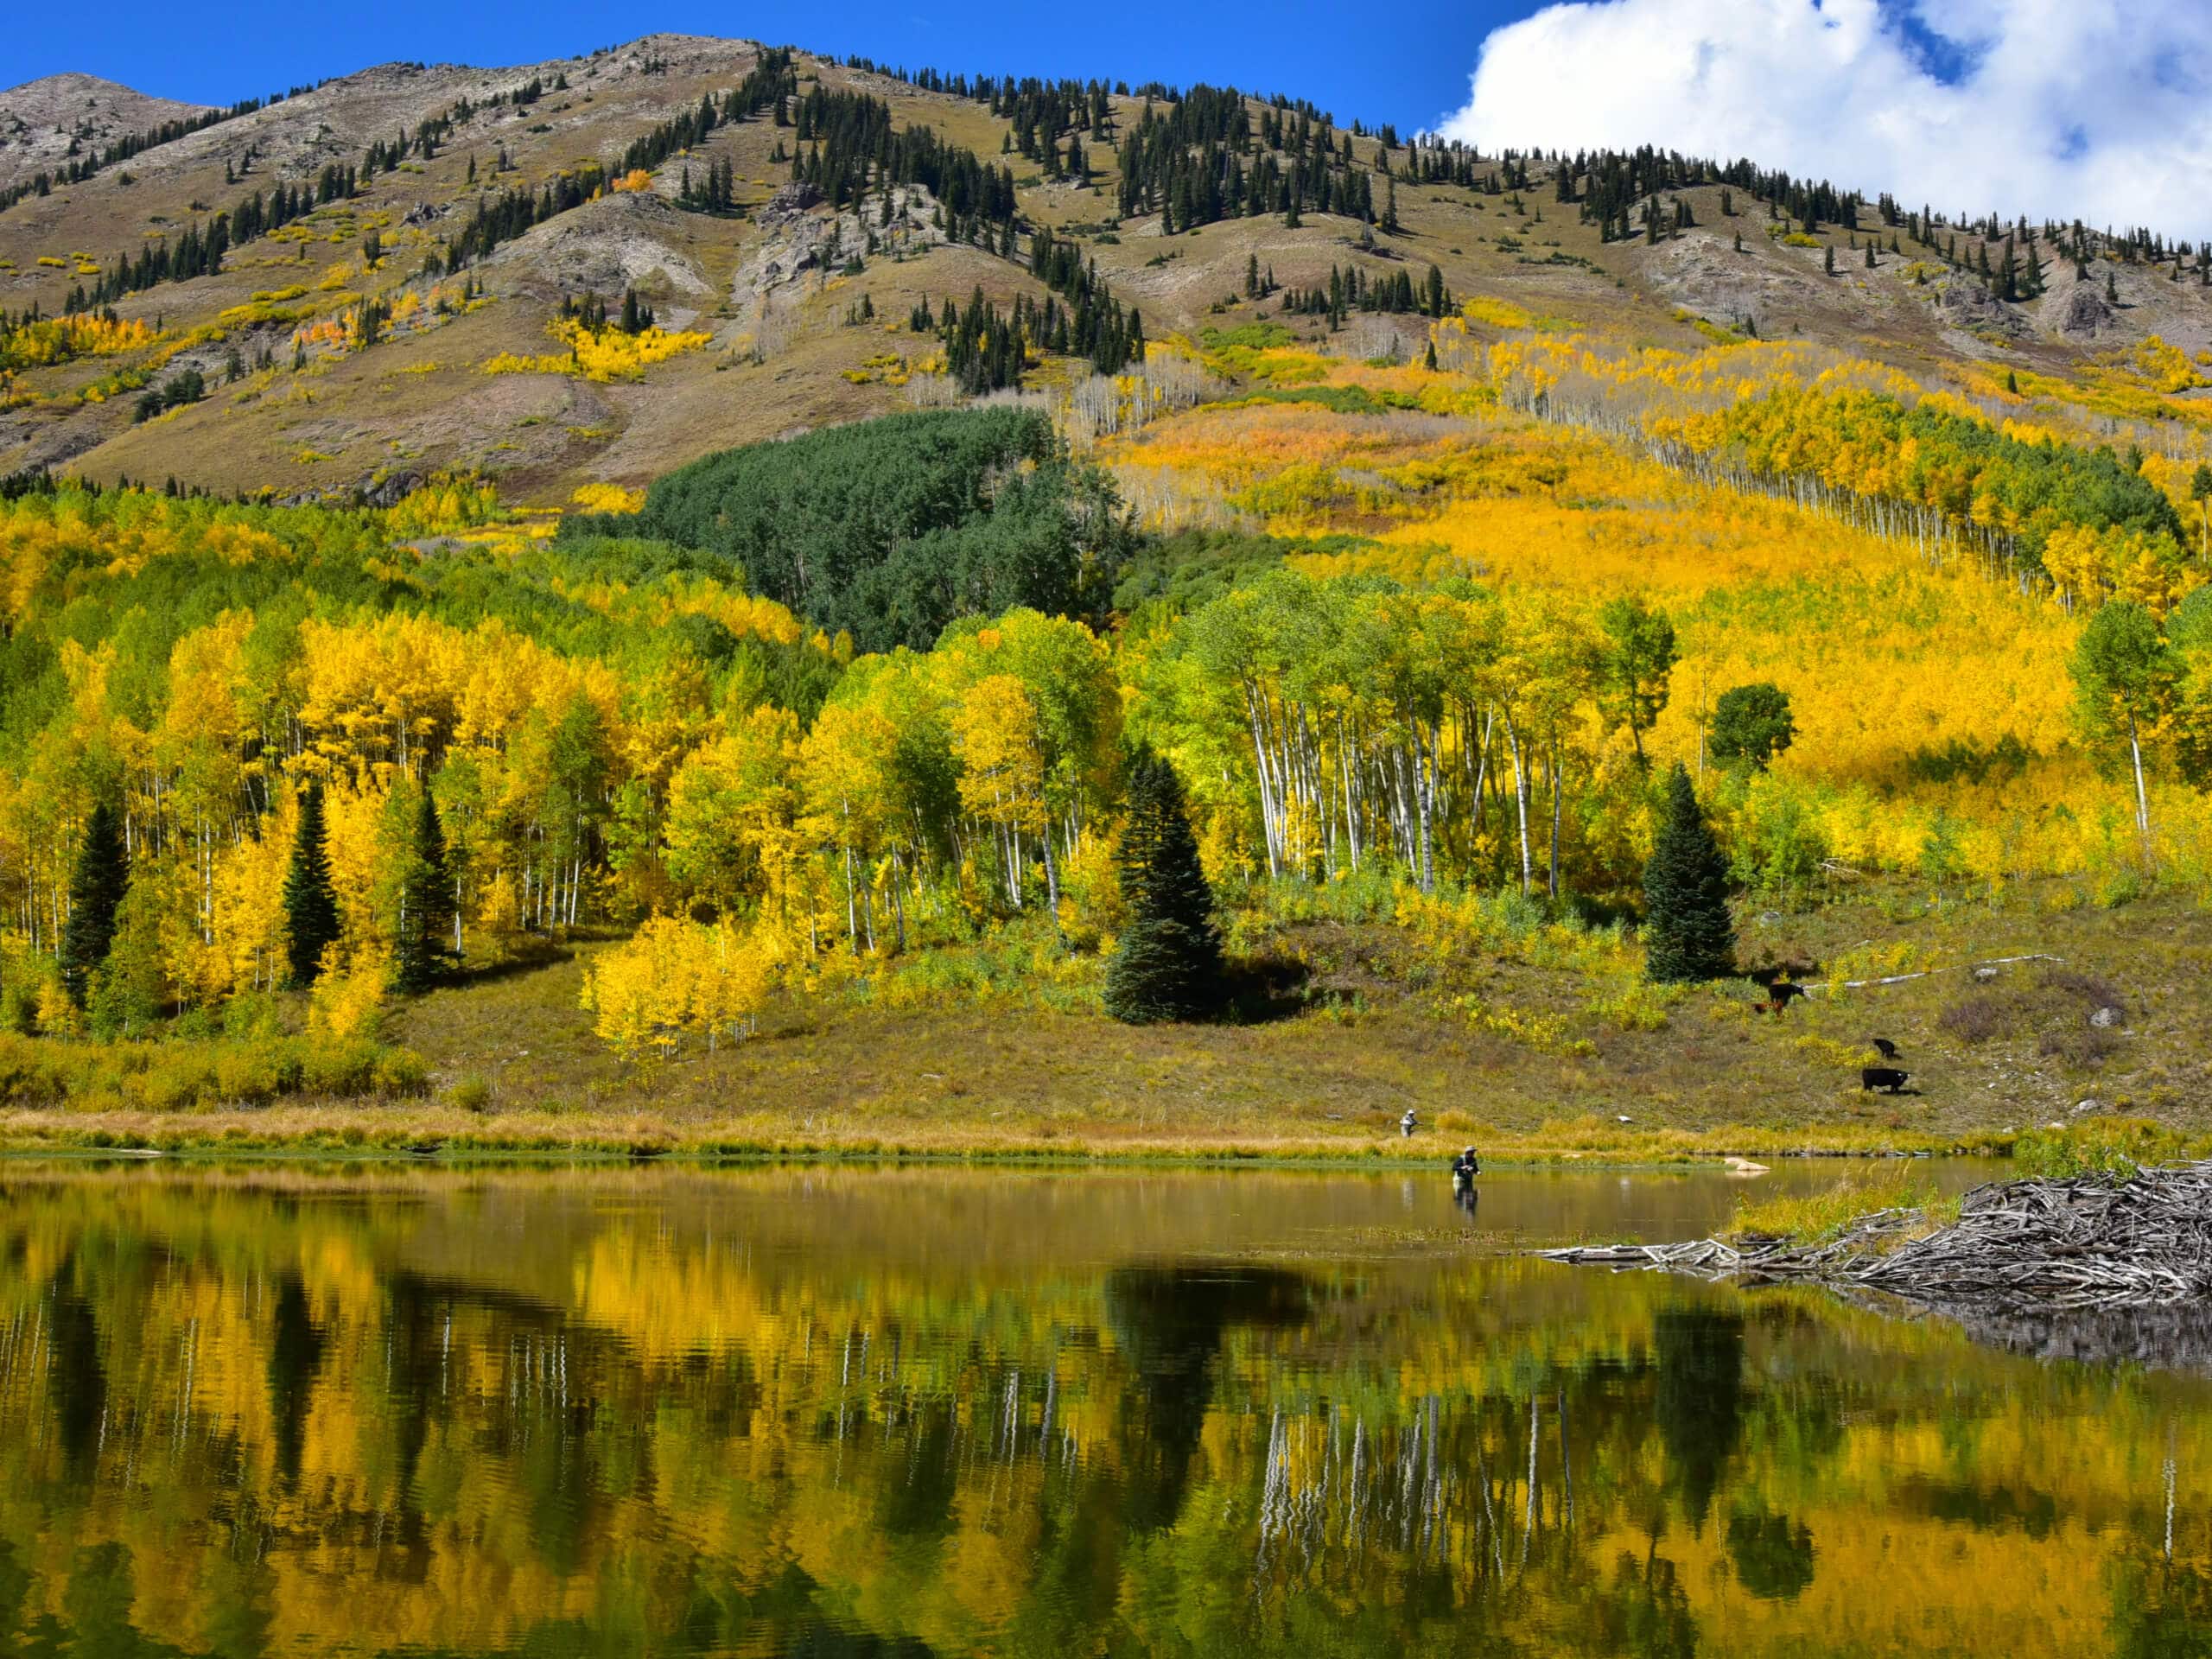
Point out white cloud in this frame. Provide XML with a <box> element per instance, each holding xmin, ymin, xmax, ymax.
<box><xmin>1436</xmin><ymin>0</ymin><xmax>2212</xmax><ymax>232</ymax></box>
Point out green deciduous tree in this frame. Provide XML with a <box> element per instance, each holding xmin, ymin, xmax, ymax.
<box><xmin>1103</xmin><ymin>750</ymin><xmax>1226</xmax><ymax>1023</ymax></box>
<box><xmin>88</xmin><ymin>880</ymin><xmax>167</xmax><ymax>1039</ymax></box>
<box><xmin>1643</xmin><ymin>765</ymin><xmax>1736</xmax><ymax>983</ymax></box>
<box><xmin>1597</xmin><ymin>595</ymin><xmax>1678</xmax><ymax>770</ymax></box>
<box><xmin>1708</xmin><ymin>683</ymin><xmax>1796</xmax><ymax>772</ymax></box>
<box><xmin>2071</xmin><ymin>599</ymin><xmax>2177</xmax><ymax>866</ymax></box>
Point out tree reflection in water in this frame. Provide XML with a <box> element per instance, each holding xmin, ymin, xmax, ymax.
<box><xmin>0</xmin><ymin>1166</ymin><xmax>2204</xmax><ymax>1656</ymax></box>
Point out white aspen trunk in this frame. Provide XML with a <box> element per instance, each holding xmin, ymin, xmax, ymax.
<box><xmin>889</xmin><ymin>851</ymin><xmax>908</xmax><ymax>954</ymax></box>
<box><xmin>1414</xmin><ymin>724</ymin><xmax>1436</xmax><ymax>895</ymax></box>
<box><xmin>1336</xmin><ymin>710</ymin><xmax>1360</xmax><ymax>874</ymax></box>
<box><xmin>2130</xmin><ymin>715</ymin><xmax>2154</xmax><ymax>866</ymax></box>
<box><xmin>844</xmin><ymin>844</ymin><xmax>859</xmax><ymax>954</ymax></box>
<box><xmin>1470</xmin><ymin>709</ymin><xmax>1494</xmax><ymax>841</ymax></box>
<box><xmin>1505</xmin><ymin>719</ymin><xmax>1533</xmax><ymax>896</ymax></box>
<box><xmin>1040</xmin><ymin>828</ymin><xmax>1063</xmax><ymax>937</ymax></box>
<box><xmin>1246</xmin><ymin>684</ymin><xmax>1283</xmax><ymax>879</ymax></box>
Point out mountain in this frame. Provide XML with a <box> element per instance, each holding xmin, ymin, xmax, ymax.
<box><xmin>3</xmin><ymin>35</ymin><xmax>2211</xmax><ymax>1144</ymax></box>
<box><xmin>0</xmin><ymin>72</ymin><xmax>214</xmax><ymax>191</ymax></box>
<box><xmin>3</xmin><ymin>35</ymin><xmax>2206</xmax><ymax>501</ymax></box>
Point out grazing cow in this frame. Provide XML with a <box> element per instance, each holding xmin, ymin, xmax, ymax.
<box><xmin>1869</xmin><ymin>1037</ymin><xmax>1900</xmax><ymax>1061</ymax></box>
<box><xmin>1860</xmin><ymin>1066</ymin><xmax>1910</xmax><ymax>1094</ymax></box>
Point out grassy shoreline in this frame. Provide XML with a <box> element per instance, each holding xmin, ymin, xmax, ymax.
<box><xmin>7</xmin><ymin>879</ymin><xmax>2209</xmax><ymax>1171</ymax></box>
<box><xmin>0</xmin><ymin>1103</ymin><xmax>2030</xmax><ymax>1165</ymax></box>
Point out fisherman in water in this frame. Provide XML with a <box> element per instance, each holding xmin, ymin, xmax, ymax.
<box><xmin>1450</xmin><ymin>1146</ymin><xmax>1480</xmax><ymax>1215</ymax></box>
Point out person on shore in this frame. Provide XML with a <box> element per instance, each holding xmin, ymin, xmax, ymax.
<box><xmin>1401</xmin><ymin>1109</ymin><xmax>1419</xmax><ymax>1138</ymax></box>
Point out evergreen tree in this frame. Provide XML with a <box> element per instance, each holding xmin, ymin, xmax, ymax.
<box><xmin>1103</xmin><ymin>750</ymin><xmax>1227</xmax><ymax>1024</ymax></box>
<box><xmin>1643</xmin><ymin>765</ymin><xmax>1736</xmax><ymax>984</ymax></box>
<box><xmin>2192</xmin><ymin>462</ymin><xmax>2212</xmax><ymax>561</ymax></box>
<box><xmin>393</xmin><ymin>788</ymin><xmax>454</xmax><ymax>994</ymax></box>
<box><xmin>281</xmin><ymin>783</ymin><xmax>341</xmax><ymax>988</ymax></box>
<box><xmin>59</xmin><ymin>800</ymin><xmax>129</xmax><ymax>1008</ymax></box>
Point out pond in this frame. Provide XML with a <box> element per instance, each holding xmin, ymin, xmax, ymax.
<box><xmin>0</xmin><ymin>1160</ymin><xmax>2202</xmax><ymax>1656</ymax></box>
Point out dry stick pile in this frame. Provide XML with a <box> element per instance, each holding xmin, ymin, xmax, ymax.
<box><xmin>1541</xmin><ymin>1162</ymin><xmax>2212</xmax><ymax>1312</ymax></box>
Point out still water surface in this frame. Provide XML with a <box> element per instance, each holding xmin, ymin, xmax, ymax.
<box><xmin>0</xmin><ymin>1160</ymin><xmax>2203</xmax><ymax>1656</ymax></box>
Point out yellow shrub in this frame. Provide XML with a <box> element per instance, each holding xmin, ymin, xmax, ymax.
<box><xmin>571</xmin><ymin>482</ymin><xmax>645</xmax><ymax>514</ymax></box>
<box><xmin>480</xmin><ymin>319</ymin><xmax>710</xmax><ymax>384</ymax></box>
<box><xmin>309</xmin><ymin>951</ymin><xmax>390</xmax><ymax>1039</ymax></box>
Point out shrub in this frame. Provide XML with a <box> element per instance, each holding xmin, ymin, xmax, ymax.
<box><xmin>213</xmin><ymin>1043</ymin><xmax>298</xmax><ymax>1104</ymax></box>
<box><xmin>1936</xmin><ymin>995</ymin><xmax>2011</xmax><ymax>1045</ymax></box>
<box><xmin>2044</xmin><ymin>969</ymin><xmax>2123</xmax><ymax>1014</ymax></box>
<box><xmin>373</xmin><ymin>1050</ymin><xmax>429</xmax><ymax>1096</ymax></box>
<box><xmin>0</xmin><ymin>1030</ymin><xmax>419</xmax><ymax>1112</ymax></box>
<box><xmin>1732</xmin><ymin>1166</ymin><xmax>1948</xmax><ymax>1244</ymax></box>
<box><xmin>300</xmin><ymin>1039</ymin><xmax>383</xmax><ymax>1096</ymax></box>
<box><xmin>2037</xmin><ymin>1025</ymin><xmax>2121</xmax><ymax>1069</ymax></box>
<box><xmin>1590</xmin><ymin>980</ymin><xmax>1677</xmax><ymax>1031</ymax></box>
<box><xmin>131</xmin><ymin>1053</ymin><xmax>224</xmax><ymax>1112</ymax></box>
<box><xmin>2013</xmin><ymin>1118</ymin><xmax>2198</xmax><ymax>1179</ymax></box>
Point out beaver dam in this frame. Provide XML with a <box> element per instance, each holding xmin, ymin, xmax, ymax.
<box><xmin>1541</xmin><ymin>1162</ymin><xmax>2212</xmax><ymax>1370</ymax></box>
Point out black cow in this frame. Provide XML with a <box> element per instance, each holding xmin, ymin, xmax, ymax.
<box><xmin>1860</xmin><ymin>1066</ymin><xmax>1910</xmax><ymax>1094</ymax></box>
<box><xmin>1869</xmin><ymin>1037</ymin><xmax>1900</xmax><ymax>1061</ymax></box>
<box><xmin>1755</xmin><ymin>981</ymin><xmax>1810</xmax><ymax>1015</ymax></box>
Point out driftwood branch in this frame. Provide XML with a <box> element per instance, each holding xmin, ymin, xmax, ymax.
<box><xmin>1541</xmin><ymin>1163</ymin><xmax>2212</xmax><ymax>1313</ymax></box>
<box><xmin>1799</xmin><ymin>953</ymin><xmax>2065</xmax><ymax>995</ymax></box>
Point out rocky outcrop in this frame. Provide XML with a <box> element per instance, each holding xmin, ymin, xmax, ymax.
<box><xmin>730</xmin><ymin>181</ymin><xmax>946</xmax><ymax>335</ymax></box>
<box><xmin>486</xmin><ymin>188</ymin><xmax>711</xmax><ymax>302</ymax></box>
<box><xmin>2050</xmin><ymin>281</ymin><xmax>2117</xmax><ymax>340</ymax></box>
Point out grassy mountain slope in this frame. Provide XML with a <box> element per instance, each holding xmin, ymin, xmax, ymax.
<box><xmin>3</xmin><ymin>35</ymin><xmax>2208</xmax><ymax>502</ymax></box>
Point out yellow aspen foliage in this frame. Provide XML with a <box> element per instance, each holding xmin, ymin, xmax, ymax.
<box><xmin>953</xmin><ymin>675</ymin><xmax>1048</xmax><ymax>836</ymax></box>
<box><xmin>482</xmin><ymin>319</ymin><xmax>710</xmax><ymax>383</ymax></box>
<box><xmin>308</xmin><ymin>947</ymin><xmax>390</xmax><ymax>1039</ymax></box>
<box><xmin>570</xmin><ymin>482</ymin><xmax>645</xmax><ymax>514</ymax></box>
<box><xmin>580</xmin><ymin>917</ymin><xmax>773</xmax><ymax>1060</ymax></box>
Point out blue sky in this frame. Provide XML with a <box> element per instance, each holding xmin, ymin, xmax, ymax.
<box><xmin>9</xmin><ymin>1</ymin><xmax>1538</xmax><ymax>130</ymax></box>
